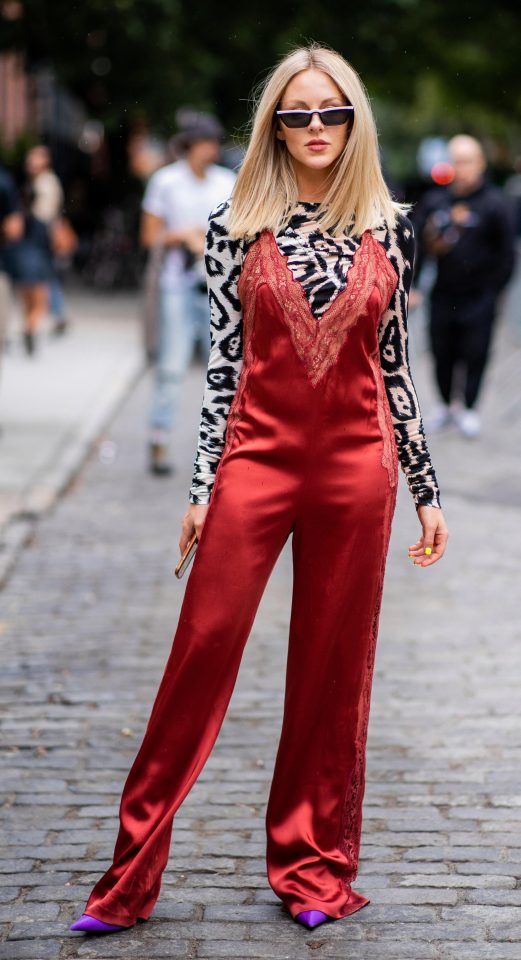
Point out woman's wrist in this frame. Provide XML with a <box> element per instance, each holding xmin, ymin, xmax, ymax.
<box><xmin>189</xmin><ymin>493</ymin><xmax>211</xmax><ymax>507</ymax></box>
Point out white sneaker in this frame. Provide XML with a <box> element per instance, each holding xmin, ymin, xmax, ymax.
<box><xmin>456</xmin><ymin>408</ymin><xmax>481</xmax><ymax>438</ymax></box>
<box><xmin>426</xmin><ymin>404</ymin><xmax>453</xmax><ymax>433</ymax></box>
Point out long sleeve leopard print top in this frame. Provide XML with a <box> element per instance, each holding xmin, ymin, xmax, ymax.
<box><xmin>189</xmin><ymin>199</ymin><xmax>441</xmax><ymax>510</ymax></box>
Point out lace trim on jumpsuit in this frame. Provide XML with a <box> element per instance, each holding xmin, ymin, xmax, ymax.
<box><xmin>237</xmin><ymin>229</ymin><xmax>378</xmax><ymax>385</ymax></box>
<box><xmin>369</xmin><ymin>240</ymin><xmax>402</xmax><ymax>487</ymax></box>
<box><xmin>238</xmin><ymin>227</ymin><xmax>401</xmax><ymax>894</ymax></box>
<box><xmin>262</xmin><ymin>229</ymin><xmax>375</xmax><ymax>386</ymax></box>
<box><xmin>338</xmin><ymin>481</ymin><xmax>396</xmax><ymax>889</ymax></box>
<box><xmin>336</xmin><ymin>233</ymin><xmax>399</xmax><ymax>888</ymax></box>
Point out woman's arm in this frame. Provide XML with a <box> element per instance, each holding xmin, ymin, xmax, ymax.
<box><xmin>377</xmin><ymin>213</ymin><xmax>448</xmax><ymax>566</ymax></box>
<box><xmin>377</xmin><ymin>213</ymin><xmax>441</xmax><ymax>510</ymax></box>
<box><xmin>188</xmin><ymin>200</ymin><xmax>245</xmax><ymax>505</ymax></box>
<box><xmin>180</xmin><ymin>200</ymin><xmax>245</xmax><ymax>552</ymax></box>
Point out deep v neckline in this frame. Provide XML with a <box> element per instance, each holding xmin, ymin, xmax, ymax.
<box><xmin>236</xmin><ymin>228</ymin><xmax>380</xmax><ymax>387</ymax></box>
<box><xmin>267</xmin><ymin>228</ymin><xmax>371</xmax><ymax>326</ymax></box>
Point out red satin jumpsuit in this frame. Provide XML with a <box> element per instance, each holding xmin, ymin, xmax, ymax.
<box><xmin>84</xmin><ymin>226</ymin><xmax>399</xmax><ymax>925</ymax></box>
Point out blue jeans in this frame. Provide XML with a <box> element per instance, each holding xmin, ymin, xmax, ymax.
<box><xmin>149</xmin><ymin>286</ymin><xmax>210</xmax><ymax>441</ymax></box>
<box><xmin>49</xmin><ymin>278</ymin><xmax>65</xmax><ymax>318</ymax></box>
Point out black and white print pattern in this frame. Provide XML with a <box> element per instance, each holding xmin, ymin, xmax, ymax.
<box><xmin>276</xmin><ymin>204</ymin><xmax>360</xmax><ymax>318</ymax></box>
<box><xmin>189</xmin><ymin>200</ymin><xmax>441</xmax><ymax>509</ymax></box>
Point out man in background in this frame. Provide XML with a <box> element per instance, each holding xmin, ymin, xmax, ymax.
<box><xmin>141</xmin><ymin>112</ymin><xmax>236</xmax><ymax>475</ymax></box>
<box><xmin>412</xmin><ymin>134</ymin><xmax>516</xmax><ymax>438</ymax></box>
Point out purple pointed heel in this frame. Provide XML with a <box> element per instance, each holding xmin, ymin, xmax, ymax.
<box><xmin>69</xmin><ymin>913</ymin><xmax>127</xmax><ymax>933</ymax></box>
<box><xmin>295</xmin><ymin>909</ymin><xmax>331</xmax><ymax>929</ymax></box>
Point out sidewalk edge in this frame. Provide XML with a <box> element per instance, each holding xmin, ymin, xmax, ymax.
<box><xmin>0</xmin><ymin>354</ymin><xmax>145</xmax><ymax>588</ymax></box>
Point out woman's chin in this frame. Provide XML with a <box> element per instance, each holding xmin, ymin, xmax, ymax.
<box><xmin>294</xmin><ymin>153</ymin><xmax>338</xmax><ymax>173</ymax></box>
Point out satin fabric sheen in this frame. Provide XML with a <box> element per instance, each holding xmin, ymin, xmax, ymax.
<box><xmin>83</xmin><ymin>230</ymin><xmax>399</xmax><ymax>926</ymax></box>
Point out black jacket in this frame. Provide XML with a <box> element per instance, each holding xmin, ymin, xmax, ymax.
<box><xmin>412</xmin><ymin>179</ymin><xmax>516</xmax><ymax>297</ymax></box>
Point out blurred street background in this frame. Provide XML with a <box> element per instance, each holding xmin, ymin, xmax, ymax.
<box><xmin>1</xmin><ymin>2</ymin><xmax>521</xmax><ymax>958</ymax></box>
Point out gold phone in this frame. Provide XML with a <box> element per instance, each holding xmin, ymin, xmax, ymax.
<box><xmin>174</xmin><ymin>532</ymin><xmax>198</xmax><ymax>579</ymax></box>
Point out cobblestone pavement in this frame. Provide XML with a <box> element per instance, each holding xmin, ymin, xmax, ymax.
<box><xmin>0</xmin><ymin>294</ymin><xmax>520</xmax><ymax>959</ymax></box>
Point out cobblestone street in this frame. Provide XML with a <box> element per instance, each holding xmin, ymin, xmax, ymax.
<box><xmin>1</xmin><ymin>292</ymin><xmax>520</xmax><ymax>960</ymax></box>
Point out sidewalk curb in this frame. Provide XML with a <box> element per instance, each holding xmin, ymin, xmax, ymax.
<box><xmin>0</xmin><ymin>354</ymin><xmax>145</xmax><ymax>588</ymax></box>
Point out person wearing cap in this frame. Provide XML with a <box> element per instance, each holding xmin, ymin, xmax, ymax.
<box><xmin>140</xmin><ymin>111</ymin><xmax>236</xmax><ymax>475</ymax></box>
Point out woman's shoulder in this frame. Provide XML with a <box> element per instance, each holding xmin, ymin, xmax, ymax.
<box><xmin>207</xmin><ymin>197</ymin><xmax>233</xmax><ymax>233</ymax></box>
<box><xmin>206</xmin><ymin>198</ymin><xmax>260</xmax><ymax>264</ymax></box>
<box><xmin>393</xmin><ymin>210</ymin><xmax>414</xmax><ymax>244</ymax></box>
<box><xmin>369</xmin><ymin>210</ymin><xmax>415</xmax><ymax>288</ymax></box>
<box><xmin>206</xmin><ymin>198</ymin><xmax>248</xmax><ymax>264</ymax></box>
<box><xmin>371</xmin><ymin>210</ymin><xmax>415</xmax><ymax>265</ymax></box>
<box><xmin>207</xmin><ymin>198</ymin><xmax>234</xmax><ymax>245</ymax></box>
<box><xmin>371</xmin><ymin>210</ymin><xmax>413</xmax><ymax>243</ymax></box>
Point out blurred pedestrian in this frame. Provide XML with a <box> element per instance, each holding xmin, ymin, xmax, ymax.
<box><xmin>412</xmin><ymin>135</ymin><xmax>516</xmax><ymax>438</ymax></box>
<box><xmin>0</xmin><ymin>164</ymin><xmax>23</xmax><ymax>381</ymax></box>
<box><xmin>140</xmin><ymin>112</ymin><xmax>236</xmax><ymax>475</ymax></box>
<box><xmin>3</xmin><ymin>146</ymin><xmax>60</xmax><ymax>354</ymax></box>
<box><xmin>25</xmin><ymin>145</ymin><xmax>71</xmax><ymax>336</ymax></box>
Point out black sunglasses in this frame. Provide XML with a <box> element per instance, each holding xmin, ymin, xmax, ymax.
<box><xmin>276</xmin><ymin>106</ymin><xmax>354</xmax><ymax>129</ymax></box>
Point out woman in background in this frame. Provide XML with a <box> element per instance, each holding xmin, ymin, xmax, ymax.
<box><xmin>70</xmin><ymin>43</ymin><xmax>448</xmax><ymax>936</ymax></box>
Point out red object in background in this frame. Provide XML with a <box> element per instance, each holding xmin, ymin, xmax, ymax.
<box><xmin>431</xmin><ymin>161</ymin><xmax>455</xmax><ymax>185</ymax></box>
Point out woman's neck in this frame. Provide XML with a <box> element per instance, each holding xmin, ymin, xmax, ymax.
<box><xmin>293</xmin><ymin>162</ymin><xmax>331</xmax><ymax>203</ymax></box>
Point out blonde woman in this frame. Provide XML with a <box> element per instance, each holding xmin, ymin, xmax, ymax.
<box><xmin>71</xmin><ymin>43</ymin><xmax>448</xmax><ymax>935</ymax></box>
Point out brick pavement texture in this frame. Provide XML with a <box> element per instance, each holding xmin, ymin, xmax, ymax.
<box><xmin>1</xmin><ymin>305</ymin><xmax>520</xmax><ymax>959</ymax></box>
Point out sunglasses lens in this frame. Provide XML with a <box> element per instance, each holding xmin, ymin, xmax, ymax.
<box><xmin>322</xmin><ymin>109</ymin><xmax>352</xmax><ymax>126</ymax></box>
<box><xmin>280</xmin><ymin>112</ymin><xmax>309</xmax><ymax>128</ymax></box>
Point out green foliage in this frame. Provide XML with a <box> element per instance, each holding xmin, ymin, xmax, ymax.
<box><xmin>2</xmin><ymin>0</ymin><xmax>520</xmax><ymax>176</ymax></box>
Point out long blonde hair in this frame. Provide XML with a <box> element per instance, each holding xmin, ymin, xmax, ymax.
<box><xmin>228</xmin><ymin>43</ymin><xmax>410</xmax><ymax>240</ymax></box>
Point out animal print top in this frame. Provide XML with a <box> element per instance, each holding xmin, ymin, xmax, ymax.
<box><xmin>189</xmin><ymin>199</ymin><xmax>441</xmax><ymax>510</ymax></box>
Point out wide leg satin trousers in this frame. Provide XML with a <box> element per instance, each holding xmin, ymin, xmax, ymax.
<box><xmin>84</xmin><ymin>229</ymin><xmax>399</xmax><ymax>926</ymax></box>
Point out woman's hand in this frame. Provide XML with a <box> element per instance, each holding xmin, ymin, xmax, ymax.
<box><xmin>179</xmin><ymin>503</ymin><xmax>210</xmax><ymax>555</ymax></box>
<box><xmin>409</xmin><ymin>506</ymin><xmax>449</xmax><ymax>567</ymax></box>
